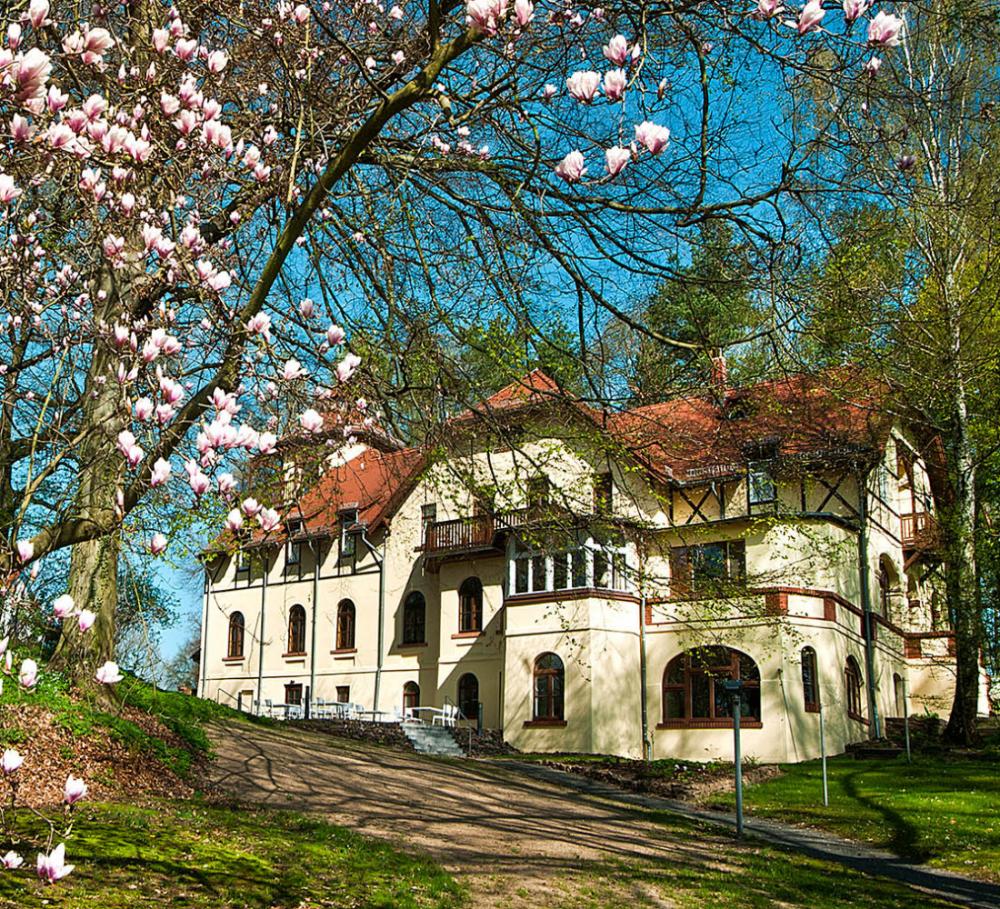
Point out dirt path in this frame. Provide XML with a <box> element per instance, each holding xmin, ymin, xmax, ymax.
<box><xmin>204</xmin><ymin>721</ymin><xmax>992</xmax><ymax>909</ymax></box>
<box><xmin>204</xmin><ymin>721</ymin><xmax>743</xmax><ymax>907</ymax></box>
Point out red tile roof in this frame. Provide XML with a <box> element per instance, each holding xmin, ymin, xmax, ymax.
<box><xmin>288</xmin><ymin>447</ymin><xmax>425</xmax><ymax>538</ymax></box>
<box><xmin>607</xmin><ymin>372</ymin><xmax>889</xmax><ymax>482</ymax></box>
<box><xmin>451</xmin><ymin>368</ymin><xmax>566</xmax><ymax>422</ymax></box>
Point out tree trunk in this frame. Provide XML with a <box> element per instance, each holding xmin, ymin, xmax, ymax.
<box><xmin>942</xmin><ymin>321</ymin><xmax>981</xmax><ymax>745</ymax></box>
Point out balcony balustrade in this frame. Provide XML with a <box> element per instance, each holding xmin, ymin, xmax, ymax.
<box><xmin>900</xmin><ymin>512</ymin><xmax>939</xmax><ymax>550</ymax></box>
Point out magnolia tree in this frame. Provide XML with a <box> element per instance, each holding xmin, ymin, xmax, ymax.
<box><xmin>0</xmin><ymin>0</ymin><xmax>911</xmax><ymax>885</ymax></box>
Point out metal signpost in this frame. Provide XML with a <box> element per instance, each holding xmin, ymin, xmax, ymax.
<box><xmin>819</xmin><ymin>703</ymin><xmax>829</xmax><ymax>807</ymax></box>
<box><xmin>723</xmin><ymin>679</ymin><xmax>745</xmax><ymax>837</ymax></box>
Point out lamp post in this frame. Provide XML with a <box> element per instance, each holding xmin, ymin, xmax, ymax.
<box><xmin>723</xmin><ymin>678</ymin><xmax>745</xmax><ymax>837</ymax></box>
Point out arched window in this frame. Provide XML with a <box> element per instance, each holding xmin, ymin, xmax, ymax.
<box><xmin>458</xmin><ymin>673</ymin><xmax>479</xmax><ymax>720</ymax></box>
<box><xmin>801</xmin><ymin>647</ymin><xmax>819</xmax><ymax>712</ymax></box>
<box><xmin>287</xmin><ymin>604</ymin><xmax>306</xmax><ymax>654</ymax></box>
<box><xmin>403</xmin><ymin>681</ymin><xmax>420</xmax><ymax>713</ymax></box>
<box><xmin>878</xmin><ymin>555</ymin><xmax>897</xmax><ymax>621</ymax></box>
<box><xmin>227</xmin><ymin>612</ymin><xmax>245</xmax><ymax>659</ymax></box>
<box><xmin>661</xmin><ymin>647</ymin><xmax>761</xmax><ymax>727</ymax></box>
<box><xmin>532</xmin><ymin>653</ymin><xmax>565</xmax><ymax>722</ymax></box>
<box><xmin>459</xmin><ymin>577</ymin><xmax>483</xmax><ymax>634</ymax></box>
<box><xmin>336</xmin><ymin>599</ymin><xmax>356</xmax><ymax>650</ymax></box>
<box><xmin>402</xmin><ymin>591</ymin><xmax>425</xmax><ymax>644</ymax></box>
<box><xmin>845</xmin><ymin>655</ymin><xmax>864</xmax><ymax>721</ymax></box>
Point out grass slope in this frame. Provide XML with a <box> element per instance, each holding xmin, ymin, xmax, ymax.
<box><xmin>710</xmin><ymin>754</ymin><xmax>1000</xmax><ymax>881</ymax></box>
<box><xmin>0</xmin><ymin>800</ymin><xmax>465</xmax><ymax>908</ymax></box>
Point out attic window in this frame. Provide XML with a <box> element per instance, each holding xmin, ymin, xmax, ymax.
<box><xmin>340</xmin><ymin>508</ymin><xmax>359</xmax><ymax>558</ymax></box>
<box><xmin>748</xmin><ymin>462</ymin><xmax>777</xmax><ymax>505</ymax></box>
<box><xmin>286</xmin><ymin>519</ymin><xmax>304</xmax><ymax>567</ymax></box>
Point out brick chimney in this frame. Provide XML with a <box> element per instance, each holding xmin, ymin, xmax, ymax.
<box><xmin>709</xmin><ymin>349</ymin><xmax>728</xmax><ymax>393</ymax></box>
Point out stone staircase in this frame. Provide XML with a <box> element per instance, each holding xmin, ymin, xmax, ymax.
<box><xmin>402</xmin><ymin>723</ymin><xmax>465</xmax><ymax>757</ymax></box>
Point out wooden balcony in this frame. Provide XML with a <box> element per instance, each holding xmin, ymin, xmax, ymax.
<box><xmin>900</xmin><ymin>512</ymin><xmax>939</xmax><ymax>550</ymax></box>
<box><xmin>422</xmin><ymin>508</ymin><xmax>534</xmax><ymax>554</ymax></box>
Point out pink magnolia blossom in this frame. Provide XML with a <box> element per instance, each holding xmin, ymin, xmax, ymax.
<box><xmin>16</xmin><ymin>539</ymin><xmax>33</xmax><ymax>563</ymax></box>
<box><xmin>134</xmin><ymin>397</ymin><xmax>154</xmax><ymax>420</ymax></box>
<box><xmin>95</xmin><ymin>661</ymin><xmax>123</xmax><ymax>684</ymax></box>
<box><xmin>152</xmin><ymin>28</ymin><xmax>169</xmax><ymax>53</ymax></box>
<box><xmin>797</xmin><ymin>0</ymin><xmax>825</xmax><ymax>34</ymax></box>
<box><xmin>299</xmin><ymin>298</ymin><xmax>315</xmax><ymax>318</ymax></box>
<box><xmin>175</xmin><ymin>38</ymin><xmax>199</xmax><ymax>61</ymax></box>
<box><xmin>217</xmin><ymin>472</ymin><xmax>238</xmax><ymax>495</ymax></box>
<box><xmin>754</xmin><ymin>0</ymin><xmax>783</xmax><ymax>17</ymax></box>
<box><xmin>864</xmin><ymin>55</ymin><xmax>882</xmax><ymax>76</ymax></box>
<box><xmin>241</xmin><ymin>497</ymin><xmax>262</xmax><ymax>517</ymax></box>
<box><xmin>77</xmin><ymin>610</ymin><xmax>96</xmax><ymax>632</ymax></box>
<box><xmin>150</xmin><ymin>458</ymin><xmax>172</xmax><ymax>487</ymax></box>
<box><xmin>293</xmin><ymin>3</ymin><xmax>311</xmax><ymax>23</ymax></box>
<box><xmin>841</xmin><ymin>0</ymin><xmax>869</xmax><ymax>23</ymax></box>
<box><xmin>0</xmin><ymin>174</ymin><xmax>20</xmax><ymax>204</ymax></box>
<box><xmin>555</xmin><ymin>150</ymin><xmax>586</xmax><ymax>183</ymax></box>
<box><xmin>336</xmin><ymin>352</ymin><xmax>362</xmax><ymax>383</ymax></box>
<box><xmin>259</xmin><ymin>508</ymin><xmax>282</xmax><ymax>532</ymax></box>
<box><xmin>64</xmin><ymin>775</ymin><xmax>88</xmax><ymax>806</ymax></box>
<box><xmin>868</xmin><ymin>11</ymin><xmax>903</xmax><ymax>47</ymax></box>
<box><xmin>150</xmin><ymin>533</ymin><xmax>168</xmax><ymax>557</ymax></box>
<box><xmin>326</xmin><ymin>324</ymin><xmax>346</xmax><ymax>346</ymax></box>
<box><xmin>10</xmin><ymin>114</ymin><xmax>32</xmax><ymax>142</ymax></box>
<box><xmin>37</xmin><ymin>844</ymin><xmax>74</xmax><ymax>883</ymax></box>
<box><xmin>18</xmin><ymin>659</ymin><xmax>38</xmax><ymax>689</ymax></box>
<box><xmin>1</xmin><ymin>750</ymin><xmax>23</xmax><ymax>774</ymax></box>
<box><xmin>258</xmin><ymin>432</ymin><xmax>278</xmax><ymax>454</ymax></box>
<box><xmin>605</xmin><ymin>146</ymin><xmax>631</xmax><ymax>177</ymax></box>
<box><xmin>603</xmin><ymin>34</ymin><xmax>629</xmax><ymax>66</ymax></box>
<box><xmin>225</xmin><ymin>508</ymin><xmax>245</xmax><ymax>532</ymax></box>
<box><xmin>282</xmin><ymin>358</ymin><xmax>307</xmax><ymax>381</ymax></box>
<box><xmin>246</xmin><ymin>312</ymin><xmax>272</xmax><ymax>339</ymax></box>
<box><xmin>207</xmin><ymin>51</ymin><xmax>228</xmax><ymax>73</ymax></box>
<box><xmin>188</xmin><ymin>469</ymin><xmax>210</xmax><ymax>496</ymax></box>
<box><xmin>29</xmin><ymin>0</ymin><xmax>50</xmax><ymax>29</ymax></box>
<box><xmin>52</xmin><ymin>594</ymin><xmax>75</xmax><ymax>619</ymax></box>
<box><xmin>514</xmin><ymin>0</ymin><xmax>534</xmax><ymax>27</ymax></box>
<box><xmin>300</xmin><ymin>408</ymin><xmax>325</xmax><ymax>433</ymax></box>
<box><xmin>566</xmin><ymin>70</ymin><xmax>601</xmax><ymax>102</ymax></box>
<box><xmin>466</xmin><ymin>0</ymin><xmax>509</xmax><ymax>35</ymax></box>
<box><xmin>603</xmin><ymin>68</ymin><xmax>626</xmax><ymax>102</ymax></box>
<box><xmin>635</xmin><ymin>121</ymin><xmax>670</xmax><ymax>154</ymax></box>
<box><xmin>1</xmin><ymin>852</ymin><xmax>22</xmax><ymax>870</ymax></box>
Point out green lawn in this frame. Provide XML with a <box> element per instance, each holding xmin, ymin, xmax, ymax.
<box><xmin>711</xmin><ymin>754</ymin><xmax>999</xmax><ymax>882</ymax></box>
<box><xmin>0</xmin><ymin>800</ymin><xmax>465</xmax><ymax>908</ymax></box>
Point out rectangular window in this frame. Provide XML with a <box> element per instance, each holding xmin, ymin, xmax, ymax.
<box><xmin>421</xmin><ymin>503</ymin><xmax>437</xmax><ymax>548</ymax></box>
<box><xmin>514</xmin><ymin>557</ymin><xmax>529</xmax><ymax>593</ymax></box>
<box><xmin>593</xmin><ymin>473</ymin><xmax>614</xmax><ymax>515</ymax></box>
<box><xmin>284</xmin><ymin>682</ymin><xmax>303</xmax><ymax>705</ymax></box>
<box><xmin>285</xmin><ymin>520</ymin><xmax>303</xmax><ymax>567</ymax></box>
<box><xmin>552</xmin><ymin>552</ymin><xmax>569</xmax><ymax>589</ymax></box>
<box><xmin>336</xmin><ymin>685</ymin><xmax>350</xmax><ymax>704</ymax></box>
<box><xmin>571</xmin><ymin>550</ymin><xmax>587</xmax><ymax>588</ymax></box>
<box><xmin>671</xmin><ymin>541</ymin><xmax>746</xmax><ymax>596</ymax></box>
<box><xmin>340</xmin><ymin>508</ymin><xmax>358</xmax><ymax>559</ymax></box>
<box><xmin>748</xmin><ymin>462</ymin><xmax>776</xmax><ymax>505</ymax></box>
<box><xmin>530</xmin><ymin>554</ymin><xmax>547</xmax><ymax>592</ymax></box>
<box><xmin>235</xmin><ymin>549</ymin><xmax>250</xmax><ymax>576</ymax></box>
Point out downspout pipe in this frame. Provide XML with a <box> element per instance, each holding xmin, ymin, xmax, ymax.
<box><xmin>309</xmin><ymin>538</ymin><xmax>320</xmax><ymax>717</ymax></box>
<box><xmin>360</xmin><ymin>528</ymin><xmax>386</xmax><ymax>713</ymax></box>
<box><xmin>256</xmin><ymin>550</ymin><xmax>268</xmax><ymax>716</ymax></box>
<box><xmin>857</xmin><ymin>467</ymin><xmax>882</xmax><ymax>739</ymax></box>
<box><xmin>198</xmin><ymin>565</ymin><xmax>211</xmax><ymax>699</ymax></box>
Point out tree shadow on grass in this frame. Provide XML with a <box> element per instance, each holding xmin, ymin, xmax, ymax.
<box><xmin>839</xmin><ymin>770</ymin><xmax>930</xmax><ymax>863</ymax></box>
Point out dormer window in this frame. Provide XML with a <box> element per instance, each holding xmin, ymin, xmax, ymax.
<box><xmin>285</xmin><ymin>520</ymin><xmax>303</xmax><ymax>567</ymax></box>
<box><xmin>340</xmin><ymin>508</ymin><xmax>358</xmax><ymax>558</ymax></box>
<box><xmin>748</xmin><ymin>462</ymin><xmax>776</xmax><ymax>505</ymax></box>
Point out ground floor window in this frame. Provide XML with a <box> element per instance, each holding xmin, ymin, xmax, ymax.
<box><xmin>403</xmin><ymin>681</ymin><xmax>420</xmax><ymax>713</ymax></box>
<box><xmin>458</xmin><ymin>673</ymin><xmax>479</xmax><ymax>719</ymax></box>
<box><xmin>336</xmin><ymin>685</ymin><xmax>350</xmax><ymax>703</ymax></box>
<box><xmin>532</xmin><ymin>653</ymin><xmax>565</xmax><ymax>721</ymax></box>
<box><xmin>661</xmin><ymin>647</ymin><xmax>761</xmax><ymax>728</ymax></box>
<box><xmin>845</xmin><ymin>656</ymin><xmax>865</xmax><ymax>721</ymax></box>
<box><xmin>284</xmin><ymin>682</ymin><xmax>303</xmax><ymax>705</ymax></box>
<box><xmin>801</xmin><ymin>647</ymin><xmax>820</xmax><ymax>712</ymax></box>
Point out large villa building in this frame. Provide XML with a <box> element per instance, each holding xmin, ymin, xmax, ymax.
<box><xmin>197</xmin><ymin>368</ymin><xmax>987</xmax><ymax>762</ymax></box>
